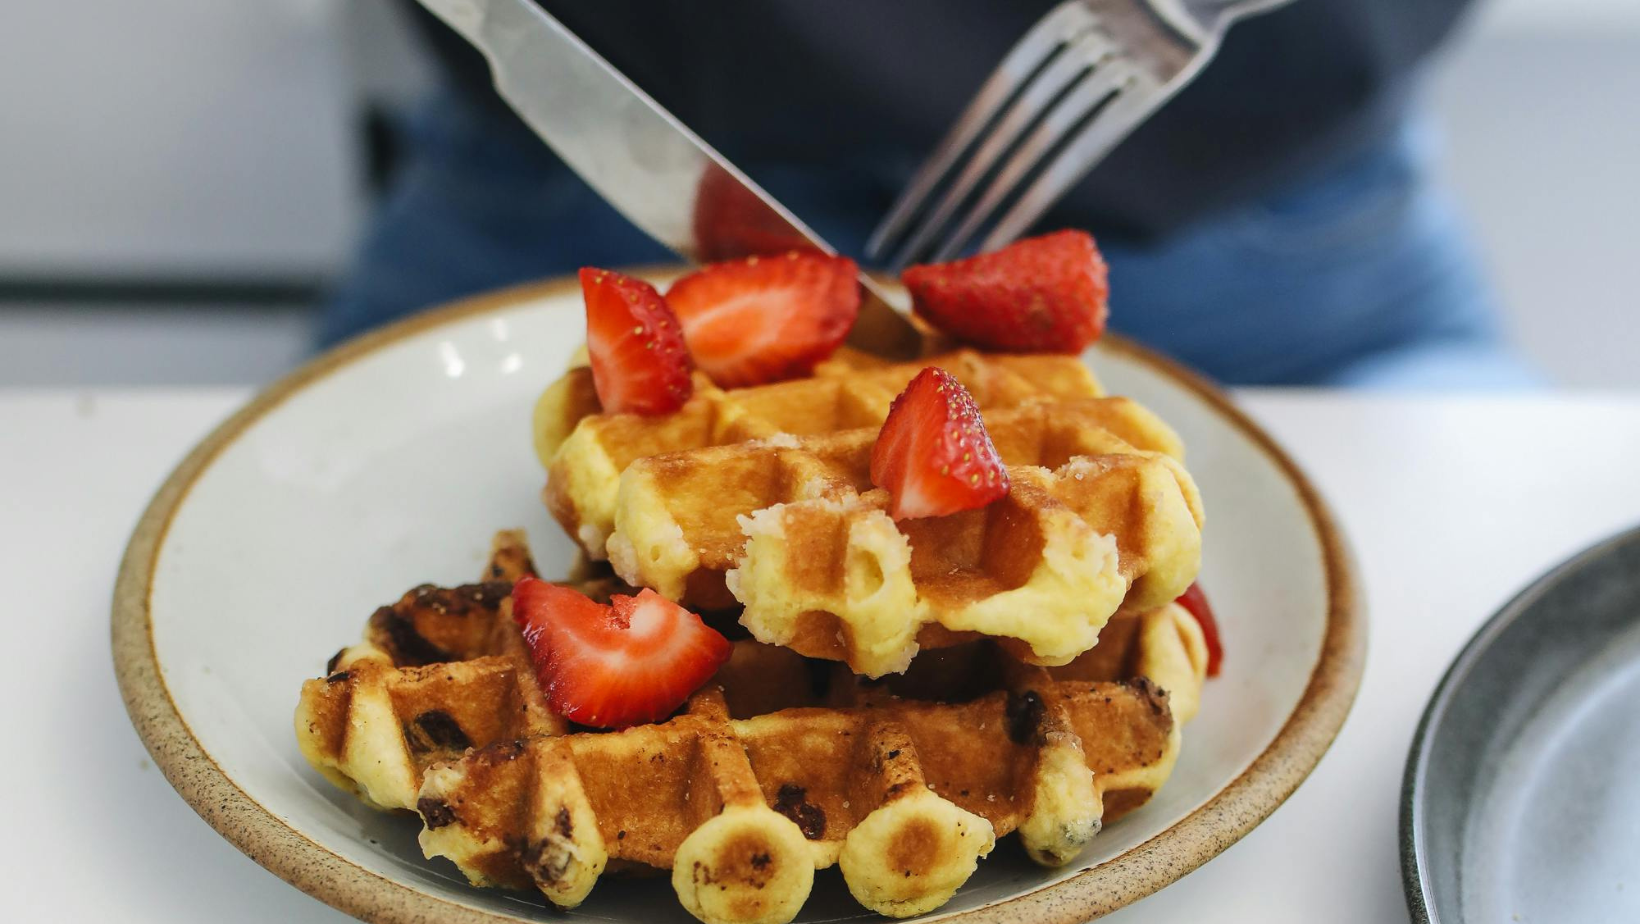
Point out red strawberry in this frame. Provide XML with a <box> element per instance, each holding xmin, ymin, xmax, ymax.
<box><xmin>1175</xmin><ymin>582</ymin><xmax>1224</xmax><ymax>677</ymax></box>
<box><xmin>901</xmin><ymin>229</ymin><xmax>1110</xmax><ymax>354</ymax></box>
<box><xmin>689</xmin><ymin>163</ymin><xmax>818</xmax><ymax>262</ymax></box>
<box><xmin>580</xmin><ymin>267</ymin><xmax>693</xmax><ymax>415</ymax></box>
<box><xmin>870</xmin><ymin>367</ymin><xmax>1010</xmax><ymax>519</ymax></box>
<box><xmin>665</xmin><ymin>251</ymin><xmax>860</xmax><ymax>388</ymax></box>
<box><xmin>512</xmin><ymin>577</ymin><xmax>732</xmax><ymax>728</ymax></box>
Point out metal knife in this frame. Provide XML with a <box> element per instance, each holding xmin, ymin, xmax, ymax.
<box><xmin>413</xmin><ymin>0</ymin><xmax>924</xmax><ymax>360</ymax></box>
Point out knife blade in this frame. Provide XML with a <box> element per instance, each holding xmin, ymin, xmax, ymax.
<box><xmin>414</xmin><ymin>0</ymin><xmax>923</xmax><ymax>359</ymax></box>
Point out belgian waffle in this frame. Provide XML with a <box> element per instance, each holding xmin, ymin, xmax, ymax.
<box><xmin>608</xmin><ymin>396</ymin><xmax>1202</xmax><ymax>676</ymax></box>
<box><xmin>536</xmin><ymin>348</ymin><xmax>1103</xmax><ymax>560</ymax></box>
<box><xmin>295</xmin><ymin>530</ymin><xmax>563</xmax><ymax>810</ymax></box>
<box><xmin>295</xmin><ymin>532</ymin><xmax>1207</xmax><ymax>923</ymax></box>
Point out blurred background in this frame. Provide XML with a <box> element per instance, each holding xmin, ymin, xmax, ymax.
<box><xmin>1</xmin><ymin>0</ymin><xmax>1634</xmax><ymax>388</ymax></box>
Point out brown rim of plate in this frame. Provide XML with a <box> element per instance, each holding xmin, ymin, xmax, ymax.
<box><xmin>111</xmin><ymin>272</ymin><xmax>1366</xmax><ymax>924</ymax></box>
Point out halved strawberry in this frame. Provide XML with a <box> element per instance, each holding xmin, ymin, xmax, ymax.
<box><xmin>690</xmin><ymin>163</ymin><xmax>818</xmax><ymax>262</ymax></box>
<box><xmin>512</xmin><ymin>577</ymin><xmax>732</xmax><ymax>728</ymax></box>
<box><xmin>1174</xmin><ymin>582</ymin><xmax>1223</xmax><ymax>677</ymax></box>
<box><xmin>665</xmin><ymin>251</ymin><xmax>860</xmax><ymax>388</ymax></box>
<box><xmin>580</xmin><ymin>267</ymin><xmax>693</xmax><ymax>415</ymax></box>
<box><xmin>901</xmin><ymin>229</ymin><xmax>1109</xmax><ymax>354</ymax></box>
<box><xmin>870</xmin><ymin>367</ymin><xmax>1010</xmax><ymax>519</ymax></box>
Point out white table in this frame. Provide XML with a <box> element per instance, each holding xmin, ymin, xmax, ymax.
<box><xmin>8</xmin><ymin>388</ymin><xmax>1640</xmax><ymax>922</ymax></box>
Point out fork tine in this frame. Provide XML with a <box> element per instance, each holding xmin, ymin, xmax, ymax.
<box><xmin>977</xmin><ymin>85</ymin><xmax>1160</xmax><ymax>254</ymax></box>
<box><xmin>928</xmin><ymin>62</ymin><xmax>1133</xmax><ymax>263</ymax></box>
<box><xmin>863</xmin><ymin>1</ymin><xmax>1098</xmax><ymax>262</ymax></box>
<box><xmin>886</xmin><ymin>29</ymin><xmax>1117</xmax><ymax>272</ymax></box>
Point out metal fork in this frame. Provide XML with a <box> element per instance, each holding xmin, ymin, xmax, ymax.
<box><xmin>866</xmin><ymin>0</ymin><xmax>1294</xmax><ymax>270</ymax></box>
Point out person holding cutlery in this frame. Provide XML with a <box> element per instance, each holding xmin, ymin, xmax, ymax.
<box><xmin>322</xmin><ymin>0</ymin><xmax>1536</xmax><ymax>389</ymax></box>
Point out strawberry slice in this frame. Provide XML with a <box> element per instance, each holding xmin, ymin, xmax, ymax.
<box><xmin>901</xmin><ymin>229</ymin><xmax>1110</xmax><ymax>354</ymax></box>
<box><xmin>665</xmin><ymin>251</ymin><xmax>860</xmax><ymax>388</ymax></box>
<box><xmin>870</xmin><ymin>367</ymin><xmax>1010</xmax><ymax>519</ymax></box>
<box><xmin>580</xmin><ymin>267</ymin><xmax>693</xmax><ymax>415</ymax></box>
<box><xmin>512</xmin><ymin>577</ymin><xmax>732</xmax><ymax>728</ymax></box>
<box><xmin>690</xmin><ymin>163</ymin><xmax>818</xmax><ymax>262</ymax></box>
<box><xmin>1174</xmin><ymin>582</ymin><xmax>1224</xmax><ymax>677</ymax></box>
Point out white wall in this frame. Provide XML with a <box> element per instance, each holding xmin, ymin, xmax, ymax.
<box><xmin>1480</xmin><ymin>0</ymin><xmax>1640</xmax><ymax>32</ymax></box>
<box><xmin>1433</xmin><ymin>0</ymin><xmax>1640</xmax><ymax>387</ymax></box>
<box><xmin>0</xmin><ymin>1</ymin><xmax>357</xmax><ymax>278</ymax></box>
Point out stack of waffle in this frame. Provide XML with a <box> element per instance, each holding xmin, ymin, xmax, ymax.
<box><xmin>297</xmin><ymin>345</ymin><xmax>1208</xmax><ymax>923</ymax></box>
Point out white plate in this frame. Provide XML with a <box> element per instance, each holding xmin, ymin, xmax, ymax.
<box><xmin>114</xmin><ymin>276</ymin><xmax>1364</xmax><ymax>923</ymax></box>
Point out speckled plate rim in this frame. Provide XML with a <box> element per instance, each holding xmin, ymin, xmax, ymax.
<box><xmin>1399</xmin><ymin>522</ymin><xmax>1640</xmax><ymax>924</ymax></box>
<box><xmin>112</xmin><ymin>273</ymin><xmax>1366</xmax><ymax>924</ymax></box>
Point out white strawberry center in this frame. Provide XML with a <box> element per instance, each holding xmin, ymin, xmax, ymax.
<box><xmin>622</xmin><ymin>594</ymin><xmax>673</xmax><ymax>644</ymax></box>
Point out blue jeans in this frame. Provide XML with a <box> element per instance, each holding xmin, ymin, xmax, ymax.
<box><xmin>322</xmin><ymin>90</ymin><xmax>1537</xmax><ymax>389</ymax></box>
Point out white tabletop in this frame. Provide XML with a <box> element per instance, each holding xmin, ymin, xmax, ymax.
<box><xmin>9</xmin><ymin>387</ymin><xmax>1640</xmax><ymax>923</ymax></box>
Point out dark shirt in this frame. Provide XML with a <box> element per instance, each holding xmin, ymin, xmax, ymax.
<box><xmin>407</xmin><ymin>0</ymin><xmax>1473</xmax><ymax>242</ymax></box>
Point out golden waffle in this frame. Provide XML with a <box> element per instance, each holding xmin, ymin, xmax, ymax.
<box><xmin>609</xmin><ymin>395</ymin><xmax>1201</xmax><ymax>675</ymax></box>
<box><xmin>536</xmin><ymin>348</ymin><xmax>1103</xmax><ymax>560</ymax></box>
<box><xmin>296</xmin><ymin>532</ymin><xmax>857</xmax><ymax>812</ymax></box>
<box><xmin>295</xmin><ymin>533</ymin><xmax>1208</xmax><ymax>924</ymax></box>
<box><xmin>295</xmin><ymin>531</ymin><xmax>560</xmax><ymax>809</ymax></box>
<box><xmin>418</xmin><ymin>608</ymin><xmax>1206</xmax><ymax>923</ymax></box>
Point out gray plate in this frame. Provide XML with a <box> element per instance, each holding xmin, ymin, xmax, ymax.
<box><xmin>1402</xmin><ymin>524</ymin><xmax>1640</xmax><ymax>924</ymax></box>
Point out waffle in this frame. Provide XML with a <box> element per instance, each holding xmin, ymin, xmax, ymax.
<box><xmin>536</xmin><ymin>348</ymin><xmax>1103</xmax><ymax>560</ymax></box>
<box><xmin>295</xmin><ymin>533</ymin><xmax>1208</xmax><ymax>923</ymax></box>
<box><xmin>608</xmin><ymin>395</ymin><xmax>1201</xmax><ymax>676</ymax></box>
<box><xmin>295</xmin><ymin>531</ymin><xmax>560</xmax><ymax>809</ymax></box>
<box><xmin>295</xmin><ymin>531</ymin><xmax>883</xmax><ymax>812</ymax></box>
<box><xmin>421</xmin><ymin>662</ymin><xmax>1193</xmax><ymax>922</ymax></box>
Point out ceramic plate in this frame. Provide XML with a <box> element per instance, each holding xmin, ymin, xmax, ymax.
<box><xmin>114</xmin><ymin>275</ymin><xmax>1363</xmax><ymax>923</ymax></box>
<box><xmin>1402</xmin><ymin>523</ymin><xmax>1640</xmax><ymax>924</ymax></box>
